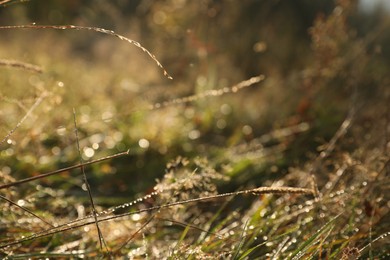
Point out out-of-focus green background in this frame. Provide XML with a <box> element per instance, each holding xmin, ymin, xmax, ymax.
<box><xmin>0</xmin><ymin>0</ymin><xmax>389</xmax><ymax>200</ymax></box>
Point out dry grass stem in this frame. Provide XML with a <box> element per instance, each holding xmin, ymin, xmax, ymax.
<box><xmin>73</xmin><ymin>109</ymin><xmax>109</xmax><ymax>252</ymax></box>
<box><xmin>0</xmin><ymin>59</ymin><xmax>43</xmax><ymax>73</ymax></box>
<box><xmin>0</xmin><ymin>150</ymin><xmax>129</xmax><ymax>190</ymax></box>
<box><xmin>0</xmin><ymin>24</ymin><xmax>172</xmax><ymax>79</ymax></box>
<box><xmin>0</xmin><ymin>185</ymin><xmax>314</xmax><ymax>249</ymax></box>
<box><xmin>0</xmin><ymin>194</ymin><xmax>53</xmax><ymax>227</ymax></box>
<box><xmin>149</xmin><ymin>75</ymin><xmax>265</xmax><ymax>110</ymax></box>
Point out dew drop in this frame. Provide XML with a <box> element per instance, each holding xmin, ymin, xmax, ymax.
<box><xmin>83</xmin><ymin>147</ymin><xmax>95</xmax><ymax>158</ymax></box>
<box><xmin>102</xmin><ymin>111</ymin><xmax>113</xmax><ymax>122</ymax></box>
<box><xmin>242</xmin><ymin>125</ymin><xmax>253</xmax><ymax>135</ymax></box>
<box><xmin>138</xmin><ymin>138</ymin><xmax>150</xmax><ymax>149</ymax></box>
<box><xmin>132</xmin><ymin>213</ymin><xmax>142</xmax><ymax>221</ymax></box>
<box><xmin>56</xmin><ymin>126</ymin><xmax>66</xmax><ymax>136</ymax></box>
<box><xmin>188</xmin><ymin>130</ymin><xmax>200</xmax><ymax>140</ymax></box>
<box><xmin>216</xmin><ymin>119</ymin><xmax>226</xmax><ymax>129</ymax></box>
<box><xmin>220</xmin><ymin>104</ymin><xmax>232</xmax><ymax>115</ymax></box>
<box><xmin>17</xmin><ymin>199</ymin><xmax>26</xmax><ymax>207</ymax></box>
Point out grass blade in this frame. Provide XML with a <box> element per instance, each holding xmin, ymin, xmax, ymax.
<box><xmin>290</xmin><ymin>213</ymin><xmax>341</xmax><ymax>260</ymax></box>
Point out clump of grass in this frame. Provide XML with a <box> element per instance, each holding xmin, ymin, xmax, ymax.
<box><xmin>0</xmin><ymin>20</ymin><xmax>312</xmax><ymax>259</ymax></box>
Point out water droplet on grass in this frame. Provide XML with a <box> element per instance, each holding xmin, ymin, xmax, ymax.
<box><xmin>17</xmin><ymin>199</ymin><xmax>26</xmax><ymax>207</ymax></box>
<box><xmin>132</xmin><ymin>213</ymin><xmax>142</xmax><ymax>221</ymax></box>
<box><xmin>83</xmin><ymin>147</ymin><xmax>95</xmax><ymax>158</ymax></box>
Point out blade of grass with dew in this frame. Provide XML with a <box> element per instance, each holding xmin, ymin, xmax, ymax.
<box><xmin>0</xmin><ymin>195</ymin><xmax>53</xmax><ymax>228</ymax></box>
<box><xmin>232</xmin><ymin>219</ymin><xmax>249</xmax><ymax>260</ymax></box>
<box><xmin>196</xmin><ymin>195</ymin><xmax>234</xmax><ymax>243</ymax></box>
<box><xmin>305</xmin><ymin>223</ymin><xmax>334</xmax><ymax>259</ymax></box>
<box><xmin>172</xmin><ymin>220</ymin><xmax>192</xmax><ymax>253</ymax></box>
<box><xmin>4</xmin><ymin>251</ymin><xmax>92</xmax><ymax>260</ymax></box>
<box><xmin>271</xmin><ymin>235</ymin><xmax>290</xmax><ymax>260</ymax></box>
<box><xmin>115</xmin><ymin>213</ymin><xmax>157</xmax><ymax>254</ymax></box>
<box><xmin>237</xmin><ymin>240</ymin><xmax>269</xmax><ymax>260</ymax></box>
<box><xmin>0</xmin><ymin>186</ymin><xmax>314</xmax><ymax>249</ymax></box>
<box><xmin>309</xmin><ymin>107</ymin><xmax>355</xmax><ymax>177</ymax></box>
<box><xmin>290</xmin><ymin>213</ymin><xmax>341</xmax><ymax>260</ymax></box>
<box><xmin>359</xmin><ymin>231</ymin><xmax>390</xmax><ymax>257</ymax></box>
<box><xmin>0</xmin><ymin>24</ymin><xmax>172</xmax><ymax>79</ymax></box>
<box><xmin>328</xmin><ymin>240</ymin><xmax>350</xmax><ymax>259</ymax></box>
<box><xmin>243</xmin><ymin>195</ymin><xmax>273</xmax><ymax>242</ymax></box>
<box><xmin>4</xmin><ymin>188</ymin><xmax>162</xmax><ymax>250</ymax></box>
<box><xmin>239</xmin><ymin>223</ymin><xmax>300</xmax><ymax>259</ymax></box>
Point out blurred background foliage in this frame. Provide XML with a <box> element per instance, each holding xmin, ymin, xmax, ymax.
<box><xmin>0</xmin><ymin>0</ymin><xmax>389</xmax><ymax>212</ymax></box>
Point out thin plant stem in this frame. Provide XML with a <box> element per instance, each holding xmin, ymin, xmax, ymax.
<box><xmin>0</xmin><ymin>150</ymin><xmax>129</xmax><ymax>190</ymax></box>
<box><xmin>73</xmin><ymin>109</ymin><xmax>109</xmax><ymax>253</ymax></box>
<box><xmin>115</xmin><ymin>212</ymin><xmax>157</xmax><ymax>254</ymax></box>
<box><xmin>0</xmin><ymin>194</ymin><xmax>53</xmax><ymax>227</ymax></box>
<box><xmin>0</xmin><ymin>24</ymin><xmax>172</xmax><ymax>79</ymax></box>
<box><xmin>148</xmin><ymin>75</ymin><xmax>265</xmax><ymax>110</ymax></box>
<box><xmin>0</xmin><ymin>59</ymin><xmax>43</xmax><ymax>73</ymax></box>
<box><xmin>0</xmin><ymin>186</ymin><xmax>314</xmax><ymax>249</ymax></box>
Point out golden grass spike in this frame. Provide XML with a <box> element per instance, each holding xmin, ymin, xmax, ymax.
<box><xmin>0</xmin><ymin>59</ymin><xmax>43</xmax><ymax>73</ymax></box>
<box><xmin>150</xmin><ymin>75</ymin><xmax>265</xmax><ymax>110</ymax></box>
<box><xmin>0</xmin><ymin>24</ymin><xmax>173</xmax><ymax>79</ymax></box>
